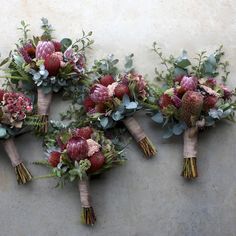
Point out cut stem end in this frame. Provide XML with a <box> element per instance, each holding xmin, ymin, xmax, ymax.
<box><xmin>15</xmin><ymin>163</ymin><xmax>33</xmax><ymax>184</ymax></box>
<box><xmin>181</xmin><ymin>157</ymin><xmax>198</xmax><ymax>180</ymax></box>
<box><xmin>81</xmin><ymin>207</ymin><xmax>96</xmax><ymax>225</ymax></box>
<box><xmin>138</xmin><ymin>137</ymin><xmax>157</xmax><ymax>158</ymax></box>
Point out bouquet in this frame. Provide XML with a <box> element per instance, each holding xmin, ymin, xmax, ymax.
<box><xmin>80</xmin><ymin>54</ymin><xmax>157</xmax><ymax>157</ymax></box>
<box><xmin>0</xmin><ymin>89</ymin><xmax>33</xmax><ymax>184</ymax></box>
<box><xmin>0</xmin><ymin>18</ymin><xmax>93</xmax><ymax>133</ymax></box>
<box><xmin>36</xmin><ymin>123</ymin><xmax>125</xmax><ymax>225</ymax></box>
<box><xmin>149</xmin><ymin>43</ymin><xmax>235</xmax><ymax>179</ymax></box>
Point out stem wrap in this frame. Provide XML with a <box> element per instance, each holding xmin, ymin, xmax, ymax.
<box><xmin>183</xmin><ymin>127</ymin><xmax>198</xmax><ymax>158</ymax></box>
<box><xmin>37</xmin><ymin>88</ymin><xmax>52</xmax><ymax>115</ymax></box>
<box><xmin>78</xmin><ymin>179</ymin><xmax>91</xmax><ymax>208</ymax></box>
<box><xmin>123</xmin><ymin>117</ymin><xmax>146</xmax><ymax>142</ymax></box>
<box><xmin>2</xmin><ymin>138</ymin><xmax>22</xmax><ymax>167</ymax></box>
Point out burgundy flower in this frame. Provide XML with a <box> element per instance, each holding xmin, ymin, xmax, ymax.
<box><xmin>19</xmin><ymin>43</ymin><xmax>36</xmax><ymax>63</ymax></box>
<box><xmin>66</xmin><ymin>137</ymin><xmax>89</xmax><ymax>161</ymax></box>
<box><xmin>220</xmin><ymin>84</ymin><xmax>233</xmax><ymax>100</ymax></box>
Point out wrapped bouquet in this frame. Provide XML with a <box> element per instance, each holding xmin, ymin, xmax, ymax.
<box><xmin>149</xmin><ymin>43</ymin><xmax>235</xmax><ymax>179</ymax></box>
<box><xmin>36</xmin><ymin>123</ymin><xmax>125</xmax><ymax>225</ymax></box>
<box><xmin>1</xmin><ymin>18</ymin><xmax>93</xmax><ymax>133</ymax></box>
<box><xmin>0</xmin><ymin>90</ymin><xmax>33</xmax><ymax>184</ymax></box>
<box><xmin>80</xmin><ymin>54</ymin><xmax>157</xmax><ymax>157</ymax></box>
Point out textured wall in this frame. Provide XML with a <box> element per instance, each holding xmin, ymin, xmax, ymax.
<box><xmin>0</xmin><ymin>1</ymin><xmax>236</xmax><ymax>235</ymax></box>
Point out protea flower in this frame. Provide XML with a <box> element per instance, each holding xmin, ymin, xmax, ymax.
<box><xmin>44</xmin><ymin>53</ymin><xmax>61</xmax><ymax>76</ymax></box>
<box><xmin>36</xmin><ymin>41</ymin><xmax>55</xmax><ymax>60</ymax></box>
<box><xmin>19</xmin><ymin>43</ymin><xmax>36</xmax><ymax>63</ymax></box>
<box><xmin>180</xmin><ymin>91</ymin><xmax>203</xmax><ymax>127</ymax></box>
<box><xmin>90</xmin><ymin>84</ymin><xmax>110</xmax><ymax>103</ymax></box>
<box><xmin>66</xmin><ymin>137</ymin><xmax>89</xmax><ymax>161</ymax></box>
<box><xmin>180</xmin><ymin>76</ymin><xmax>198</xmax><ymax>92</ymax></box>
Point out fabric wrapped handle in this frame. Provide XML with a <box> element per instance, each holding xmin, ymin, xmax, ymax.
<box><xmin>2</xmin><ymin>138</ymin><xmax>22</xmax><ymax>167</ymax></box>
<box><xmin>37</xmin><ymin>88</ymin><xmax>52</xmax><ymax>115</ymax></box>
<box><xmin>78</xmin><ymin>179</ymin><xmax>91</xmax><ymax>208</ymax></box>
<box><xmin>123</xmin><ymin>117</ymin><xmax>146</xmax><ymax>142</ymax></box>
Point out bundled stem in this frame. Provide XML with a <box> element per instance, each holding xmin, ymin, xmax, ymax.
<box><xmin>36</xmin><ymin>88</ymin><xmax>52</xmax><ymax>134</ymax></box>
<box><xmin>2</xmin><ymin>138</ymin><xmax>32</xmax><ymax>184</ymax></box>
<box><xmin>78</xmin><ymin>178</ymin><xmax>96</xmax><ymax>225</ymax></box>
<box><xmin>181</xmin><ymin>127</ymin><xmax>198</xmax><ymax>180</ymax></box>
<box><xmin>123</xmin><ymin>117</ymin><xmax>157</xmax><ymax>158</ymax></box>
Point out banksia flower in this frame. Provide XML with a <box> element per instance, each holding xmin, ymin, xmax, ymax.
<box><xmin>74</xmin><ymin>127</ymin><xmax>93</xmax><ymax>140</ymax></box>
<box><xmin>180</xmin><ymin>91</ymin><xmax>203</xmax><ymax>127</ymax></box>
<box><xmin>203</xmin><ymin>96</ymin><xmax>218</xmax><ymax>111</ymax></box>
<box><xmin>90</xmin><ymin>84</ymin><xmax>110</xmax><ymax>103</ymax></box>
<box><xmin>88</xmin><ymin>151</ymin><xmax>105</xmax><ymax>173</ymax></box>
<box><xmin>180</xmin><ymin>76</ymin><xmax>198</xmax><ymax>92</ymax></box>
<box><xmin>44</xmin><ymin>53</ymin><xmax>61</xmax><ymax>76</ymax></box>
<box><xmin>66</xmin><ymin>137</ymin><xmax>89</xmax><ymax>161</ymax></box>
<box><xmin>36</xmin><ymin>41</ymin><xmax>55</xmax><ymax>60</ymax></box>
<box><xmin>48</xmin><ymin>151</ymin><xmax>61</xmax><ymax>167</ymax></box>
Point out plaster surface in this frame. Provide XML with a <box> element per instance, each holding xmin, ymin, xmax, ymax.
<box><xmin>0</xmin><ymin>1</ymin><xmax>236</xmax><ymax>235</ymax></box>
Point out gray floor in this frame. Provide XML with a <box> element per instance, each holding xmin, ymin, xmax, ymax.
<box><xmin>0</xmin><ymin>1</ymin><xmax>236</xmax><ymax>235</ymax></box>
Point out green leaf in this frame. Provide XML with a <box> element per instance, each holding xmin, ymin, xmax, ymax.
<box><xmin>112</xmin><ymin>111</ymin><xmax>124</xmax><ymax>121</ymax></box>
<box><xmin>0</xmin><ymin>57</ymin><xmax>9</xmax><ymax>67</ymax></box>
<box><xmin>60</xmin><ymin>38</ymin><xmax>72</xmax><ymax>52</ymax></box>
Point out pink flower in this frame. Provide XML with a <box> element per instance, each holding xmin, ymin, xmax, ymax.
<box><xmin>86</xmin><ymin>139</ymin><xmax>101</xmax><ymax>157</ymax></box>
<box><xmin>220</xmin><ymin>84</ymin><xmax>233</xmax><ymax>100</ymax></box>
<box><xmin>129</xmin><ymin>74</ymin><xmax>148</xmax><ymax>99</ymax></box>
<box><xmin>107</xmin><ymin>82</ymin><xmax>118</xmax><ymax>97</ymax></box>
<box><xmin>180</xmin><ymin>76</ymin><xmax>198</xmax><ymax>92</ymax></box>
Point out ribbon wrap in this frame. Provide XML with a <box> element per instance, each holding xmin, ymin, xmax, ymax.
<box><xmin>78</xmin><ymin>179</ymin><xmax>91</xmax><ymax>208</ymax></box>
<box><xmin>2</xmin><ymin>138</ymin><xmax>22</xmax><ymax>167</ymax></box>
<box><xmin>183</xmin><ymin>127</ymin><xmax>198</xmax><ymax>158</ymax></box>
<box><xmin>123</xmin><ymin>117</ymin><xmax>146</xmax><ymax>142</ymax></box>
<box><xmin>37</xmin><ymin>88</ymin><xmax>52</xmax><ymax>115</ymax></box>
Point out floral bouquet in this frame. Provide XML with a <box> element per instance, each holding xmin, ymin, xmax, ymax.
<box><xmin>0</xmin><ymin>89</ymin><xmax>33</xmax><ymax>184</ymax></box>
<box><xmin>0</xmin><ymin>18</ymin><xmax>93</xmax><ymax>133</ymax></box>
<box><xmin>149</xmin><ymin>43</ymin><xmax>235</xmax><ymax>179</ymax></box>
<box><xmin>35</xmin><ymin>123</ymin><xmax>125</xmax><ymax>225</ymax></box>
<box><xmin>80</xmin><ymin>54</ymin><xmax>157</xmax><ymax>157</ymax></box>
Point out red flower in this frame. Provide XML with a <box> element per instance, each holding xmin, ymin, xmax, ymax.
<box><xmin>48</xmin><ymin>151</ymin><xmax>61</xmax><ymax>167</ymax></box>
<box><xmin>19</xmin><ymin>43</ymin><xmax>36</xmax><ymax>63</ymax></box>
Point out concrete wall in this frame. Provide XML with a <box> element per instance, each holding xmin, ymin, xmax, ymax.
<box><xmin>0</xmin><ymin>1</ymin><xmax>236</xmax><ymax>235</ymax></box>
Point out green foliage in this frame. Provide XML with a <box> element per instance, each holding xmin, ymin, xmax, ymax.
<box><xmin>40</xmin><ymin>17</ymin><xmax>54</xmax><ymax>40</ymax></box>
<box><xmin>17</xmin><ymin>20</ymin><xmax>31</xmax><ymax>46</ymax></box>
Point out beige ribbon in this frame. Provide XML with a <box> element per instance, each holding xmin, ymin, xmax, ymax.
<box><xmin>37</xmin><ymin>88</ymin><xmax>52</xmax><ymax>115</ymax></box>
<box><xmin>2</xmin><ymin>138</ymin><xmax>22</xmax><ymax>167</ymax></box>
<box><xmin>78</xmin><ymin>179</ymin><xmax>91</xmax><ymax>208</ymax></box>
<box><xmin>123</xmin><ymin>117</ymin><xmax>146</xmax><ymax>142</ymax></box>
<box><xmin>183</xmin><ymin>119</ymin><xmax>205</xmax><ymax>158</ymax></box>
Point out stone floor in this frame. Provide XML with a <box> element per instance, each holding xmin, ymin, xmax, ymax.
<box><xmin>0</xmin><ymin>1</ymin><xmax>236</xmax><ymax>235</ymax></box>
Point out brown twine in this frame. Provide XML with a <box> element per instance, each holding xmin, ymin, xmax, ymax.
<box><xmin>2</xmin><ymin>138</ymin><xmax>22</xmax><ymax>167</ymax></box>
<box><xmin>78</xmin><ymin>179</ymin><xmax>91</xmax><ymax>208</ymax></box>
<box><xmin>37</xmin><ymin>88</ymin><xmax>52</xmax><ymax>115</ymax></box>
<box><xmin>123</xmin><ymin>117</ymin><xmax>146</xmax><ymax>142</ymax></box>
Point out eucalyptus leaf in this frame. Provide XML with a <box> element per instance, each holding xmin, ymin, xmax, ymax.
<box><xmin>100</xmin><ymin>117</ymin><xmax>109</xmax><ymax>128</ymax></box>
<box><xmin>126</xmin><ymin>102</ymin><xmax>137</xmax><ymax>110</ymax></box>
<box><xmin>112</xmin><ymin>111</ymin><xmax>124</xmax><ymax>121</ymax></box>
<box><xmin>172</xmin><ymin>123</ymin><xmax>184</xmax><ymax>135</ymax></box>
<box><xmin>151</xmin><ymin>112</ymin><xmax>164</xmax><ymax>124</ymax></box>
<box><xmin>60</xmin><ymin>38</ymin><xmax>72</xmax><ymax>52</ymax></box>
<box><xmin>0</xmin><ymin>127</ymin><xmax>7</xmax><ymax>138</ymax></box>
<box><xmin>122</xmin><ymin>94</ymin><xmax>130</xmax><ymax>106</ymax></box>
<box><xmin>163</xmin><ymin>129</ymin><xmax>173</xmax><ymax>139</ymax></box>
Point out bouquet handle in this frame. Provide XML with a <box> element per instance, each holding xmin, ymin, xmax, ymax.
<box><xmin>78</xmin><ymin>178</ymin><xmax>96</xmax><ymax>225</ymax></box>
<box><xmin>2</xmin><ymin>138</ymin><xmax>32</xmax><ymax>184</ymax></box>
<box><xmin>36</xmin><ymin>88</ymin><xmax>52</xmax><ymax>134</ymax></box>
<box><xmin>123</xmin><ymin>117</ymin><xmax>157</xmax><ymax>157</ymax></box>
